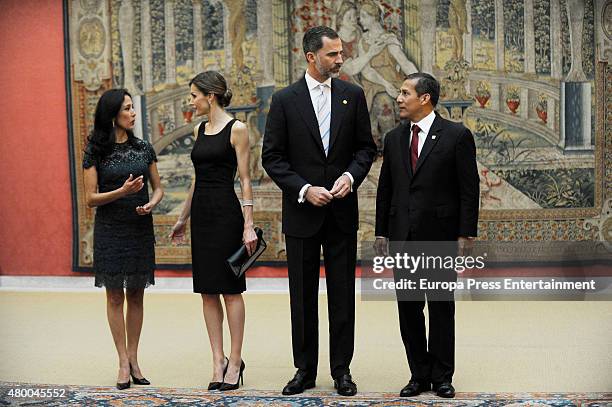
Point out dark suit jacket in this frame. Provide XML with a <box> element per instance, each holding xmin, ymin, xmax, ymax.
<box><xmin>375</xmin><ymin>113</ymin><xmax>479</xmax><ymax>241</ymax></box>
<box><xmin>262</xmin><ymin>76</ymin><xmax>376</xmax><ymax>238</ymax></box>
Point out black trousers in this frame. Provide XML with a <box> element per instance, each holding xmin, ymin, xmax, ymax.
<box><xmin>285</xmin><ymin>214</ymin><xmax>357</xmax><ymax>379</ymax></box>
<box><xmin>397</xmin><ymin>292</ymin><xmax>455</xmax><ymax>384</ymax></box>
<box><xmin>391</xmin><ymin>237</ymin><xmax>456</xmax><ymax>384</ymax></box>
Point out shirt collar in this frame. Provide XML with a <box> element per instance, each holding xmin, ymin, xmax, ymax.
<box><xmin>305</xmin><ymin>70</ymin><xmax>332</xmax><ymax>91</ymax></box>
<box><xmin>411</xmin><ymin>110</ymin><xmax>436</xmax><ymax>136</ymax></box>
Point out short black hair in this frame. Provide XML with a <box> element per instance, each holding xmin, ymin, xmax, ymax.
<box><xmin>405</xmin><ymin>72</ymin><xmax>440</xmax><ymax>107</ymax></box>
<box><xmin>302</xmin><ymin>26</ymin><xmax>339</xmax><ymax>57</ymax></box>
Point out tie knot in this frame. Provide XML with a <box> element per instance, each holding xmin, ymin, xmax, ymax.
<box><xmin>411</xmin><ymin>124</ymin><xmax>421</xmax><ymax>134</ymax></box>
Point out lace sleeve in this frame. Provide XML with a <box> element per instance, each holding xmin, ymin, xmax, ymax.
<box><xmin>82</xmin><ymin>146</ymin><xmax>97</xmax><ymax>169</ymax></box>
<box><xmin>145</xmin><ymin>141</ymin><xmax>158</xmax><ymax>165</ymax></box>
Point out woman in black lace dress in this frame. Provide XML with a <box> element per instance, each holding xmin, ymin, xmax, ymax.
<box><xmin>83</xmin><ymin>89</ymin><xmax>163</xmax><ymax>389</ymax></box>
<box><xmin>170</xmin><ymin>71</ymin><xmax>257</xmax><ymax>391</ymax></box>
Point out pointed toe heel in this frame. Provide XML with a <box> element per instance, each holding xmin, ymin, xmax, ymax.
<box><xmin>116</xmin><ymin>381</ymin><xmax>131</xmax><ymax>390</ymax></box>
<box><xmin>129</xmin><ymin>363</ymin><xmax>151</xmax><ymax>386</ymax></box>
<box><xmin>207</xmin><ymin>381</ymin><xmax>222</xmax><ymax>390</ymax></box>
<box><xmin>219</xmin><ymin>360</ymin><xmax>245</xmax><ymax>391</ymax></box>
<box><xmin>208</xmin><ymin>356</ymin><xmax>229</xmax><ymax>391</ymax></box>
<box><xmin>131</xmin><ymin>375</ymin><xmax>150</xmax><ymax>385</ymax></box>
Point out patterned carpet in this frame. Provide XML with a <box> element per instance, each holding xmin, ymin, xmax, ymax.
<box><xmin>1</xmin><ymin>383</ymin><xmax>611</xmax><ymax>406</ymax></box>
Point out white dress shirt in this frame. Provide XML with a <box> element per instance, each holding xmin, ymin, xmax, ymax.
<box><xmin>409</xmin><ymin>109</ymin><xmax>436</xmax><ymax>156</ymax></box>
<box><xmin>305</xmin><ymin>70</ymin><xmax>332</xmax><ymax>125</ymax></box>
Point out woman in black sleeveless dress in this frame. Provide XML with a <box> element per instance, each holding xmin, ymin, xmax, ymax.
<box><xmin>83</xmin><ymin>89</ymin><xmax>164</xmax><ymax>389</ymax></box>
<box><xmin>170</xmin><ymin>71</ymin><xmax>257</xmax><ymax>391</ymax></box>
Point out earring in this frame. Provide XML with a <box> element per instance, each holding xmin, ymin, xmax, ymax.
<box><xmin>112</xmin><ymin>119</ymin><xmax>115</xmax><ymax>127</ymax></box>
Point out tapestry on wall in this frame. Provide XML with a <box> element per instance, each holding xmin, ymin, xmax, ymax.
<box><xmin>67</xmin><ymin>0</ymin><xmax>612</xmax><ymax>269</ymax></box>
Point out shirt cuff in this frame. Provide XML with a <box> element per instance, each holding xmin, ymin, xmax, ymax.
<box><xmin>375</xmin><ymin>236</ymin><xmax>387</xmax><ymax>239</ymax></box>
<box><xmin>342</xmin><ymin>171</ymin><xmax>354</xmax><ymax>192</ymax></box>
<box><xmin>298</xmin><ymin>183</ymin><xmax>312</xmax><ymax>203</ymax></box>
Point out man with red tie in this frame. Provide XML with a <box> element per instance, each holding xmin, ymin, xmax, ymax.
<box><xmin>374</xmin><ymin>73</ymin><xmax>479</xmax><ymax>398</ymax></box>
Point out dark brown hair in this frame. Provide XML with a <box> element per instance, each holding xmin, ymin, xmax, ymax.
<box><xmin>189</xmin><ymin>71</ymin><xmax>233</xmax><ymax>107</ymax></box>
<box><xmin>302</xmin><ymin>26</ymin><xmax>339</xmax><ymax>58</ymax></box>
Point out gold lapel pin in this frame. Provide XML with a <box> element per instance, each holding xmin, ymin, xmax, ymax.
<box><xmin>342</xmin><ymin>99</ymin><xmax>348</xmax><ymax>104</ymax></box>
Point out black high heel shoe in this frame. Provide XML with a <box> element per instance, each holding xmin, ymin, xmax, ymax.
<box><xmin>219</xmin><ymin>360</ymin><xmax>245</xmax><ymax>391</ymax></box>
<box><xmin>117</xmin><ymin>367</ymin><xmax>131</xmax><ymax>390</ymax></box>
<box><xmin>129</xmin><ymin>363</ymin><xmax>150</xmax><ymax>385</ymax></box>
<box><xmin>116</xmin><ymin>381</ymin><xmax>130</xmax><ymax>390</ymax></box>
<box><xmin>208</xmin><ymin>357</ymin><xmax>229</xmax><ymax>390</ymax></box>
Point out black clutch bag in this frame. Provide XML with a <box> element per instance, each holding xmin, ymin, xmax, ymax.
<box><xmin>226</xmin><ymin>227</ymin><xmax>267</xmax><ymax>278</ymax></box>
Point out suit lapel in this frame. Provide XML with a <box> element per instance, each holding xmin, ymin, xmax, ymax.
<box><xmin>398</xmin><ymin>122</ymin><xmax>413</xmax><ymax>176</ymax></box>
<box><xmin>414</xmin><ymin>113</ymin><xmax>443</xmax><ymax>175</ymax></box>
<box><xmin>329</xmin><ymin>79</ymin><xmax>347</xmax><ymax>154</ymax></box>
<box><xmin>293</xmin><ymin>77</ymin><xmax>325</xmax><ymax>154</ymax></box>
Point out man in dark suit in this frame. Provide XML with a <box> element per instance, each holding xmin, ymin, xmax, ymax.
<box><xmin>375</xmin><ymin>73</ymin><xmax>479</xmax><ymax>398</ymax></box>
<box><xmin>262</xmin><ymin>26</ymin><xmax>376</xmax><ymax>397</ymax></box>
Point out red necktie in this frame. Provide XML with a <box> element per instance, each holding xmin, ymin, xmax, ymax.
<box><xmin>410</xmin><ymin>124</ymin><xmax>420</xmax><ymax>173</ymax></box>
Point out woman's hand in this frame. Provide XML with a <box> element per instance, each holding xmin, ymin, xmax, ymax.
<box><xmin>121</xmin><ymin>174</ymin><xmax>144</xmax><ymax>196</ymax></box>
<box><xmin>243</xmin><ymin>227</ymin><xmax>258</xmax><ymax>256</ymax></box>
<box><xmin>136</xmin><ymin>202</ymin><xmax>154</xmax><ymax>215</ymax></box>
<box><xmin>169</xmin><ymin>219</ymin><xmax>187</xmax><ymax>245</ymax></box>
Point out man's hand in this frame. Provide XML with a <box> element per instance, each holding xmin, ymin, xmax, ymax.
<box><xmin>305</xmin><ymin>186</ymin><xmax>333</xmax><ymax>207</ymax></box>
<box><xmin>374</xmin><ymin>237</ymin><xmax>389</xmax><ymax>256</ymax></box>
<box><xmin>457</xmin><ymin>236</ymin><xmax>474</xmax><ymax>256</ymax></box>
<box><xmin>329</xmin><ymin>174</ymin><xmax>351</xmax><ymax>199</ymax></box>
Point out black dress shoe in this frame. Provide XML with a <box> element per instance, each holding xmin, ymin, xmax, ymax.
<box><xmin>208</xmin><ymin>357</ymin><xmax>229</xmax><ymax>390</ymax></box>
<box><xmin>333</xmin><ymin>374</ymin><xmax>357</xmax><ymax>396</ymax></box>
<box><xmin>433</xmin><ymin>382</ymin><xmax>455</xmax><ymax>398</ymax></box>
<box><xmin>282</xmin><ymin>370</ymin><xmax>316</xmax><ymax>395</ymax></box>
<box><xmin>400</xmin><ymin>380</ymin><xmax>431</xmax><ymax>397</ymax></box>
